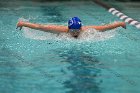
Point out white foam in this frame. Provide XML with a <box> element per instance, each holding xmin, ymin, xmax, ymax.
<box><xmin>18</xmin><ymin>17</ymin><xmax>29</xmax><ymax>22</ymax></box>
<box><xmin>22</xmin><ymin>27</ymin><xmax>116</xmax><ymax>42</ymax></box>
<box><xmin>19</xmin><ymin>18</ymin><xmax>116</xmax><ymax>42</ymax></box>
<box><xmin>79</xmin><ymin>28</ymin><xmax>116</xmax><ymax>41</ymax></box>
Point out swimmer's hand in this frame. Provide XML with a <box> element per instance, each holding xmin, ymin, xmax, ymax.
<box><xmin>120</xmin><ymin>22</ymin><xmax>126</xmax><ymax>29</ymax></box>
<box><xmin>16</xmin><ymin>21</ymin><xmax>23</xmax><ymax>30</ymax></box>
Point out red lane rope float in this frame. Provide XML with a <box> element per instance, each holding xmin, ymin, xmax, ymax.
<box><xmin>93</xmin><ymin>0</ymin><xmax>140</xmax><ymax>29</ymax></box>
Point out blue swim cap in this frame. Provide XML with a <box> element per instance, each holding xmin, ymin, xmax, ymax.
<box><xmin>68</xmin><ymin>17</ymin><xmax>82</xmax><ymax>29</ymax></box>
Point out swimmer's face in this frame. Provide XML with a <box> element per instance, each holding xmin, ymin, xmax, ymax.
<box><xmin>69</xmin><ymin>29</ymin><xmax>81</xmax><ymax>38</ymax></box>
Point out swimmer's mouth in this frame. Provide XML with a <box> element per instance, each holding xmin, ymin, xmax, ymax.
<box><xmin>70</xmin><ymin>32</ymin><xmax>80</xmax><ymax>38</ymax></box>
<box><xmin>73</xmin><ymin>35</ymin><xmax>78</xmax><ymax>38</ymax></box>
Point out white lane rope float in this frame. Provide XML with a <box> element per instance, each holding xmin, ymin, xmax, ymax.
<box><xmin>93</xmin><ymin>0</ymin><xmax>140</xmax><ymax>29</ymax></box>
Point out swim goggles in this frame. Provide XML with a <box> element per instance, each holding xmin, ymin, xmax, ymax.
<box><xmin>69</xmin><ymin>29</ymin><xmax>81</xmax><ymax>32</ymax></box>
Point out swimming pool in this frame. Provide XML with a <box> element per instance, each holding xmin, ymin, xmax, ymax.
<box><xmin>0</xmin><ymin>1</ymin><xmax>140</xmax><ymax>93</ymax></box>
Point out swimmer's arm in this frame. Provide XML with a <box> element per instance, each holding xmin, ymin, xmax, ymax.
<box><xmin>82</xmin><ymin>22</ymin><xmax>126</xmax><ymax>31</ymax></box>
<box><xmin>16</xmin><ymin>21</ymin><xmax>68</xmax><ymax>33</ymax></box>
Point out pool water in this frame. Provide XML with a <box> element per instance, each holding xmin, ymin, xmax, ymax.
<box><xmin>0</xmin><ymin>1</ymin><xmax>140</xmax><ymax>93</ymax></box>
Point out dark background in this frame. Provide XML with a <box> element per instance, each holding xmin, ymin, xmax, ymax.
<box><xmin>36</xmin><ymin>0</ymin><xmax>140</xmax><ymax>1</ymax></box>
<box><xmin>32</xmin><ymin>0</ymin><xmax>140</xmax><ymax>2</ymax></box>
<box><xmin>0</xmin><ymin>0</ymin><xmax>139</xmax><ymax>2</ymax></box>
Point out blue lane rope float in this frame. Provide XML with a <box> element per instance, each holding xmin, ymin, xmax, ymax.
<box><xmin>93</xmin><ymin>0</ymin><xmax>140</xmax><ymax>29</ymax></box>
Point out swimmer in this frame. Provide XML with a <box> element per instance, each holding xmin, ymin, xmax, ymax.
<box><xmin>16</xmin><ymin>17</ymin><xmax>126</xmax><ymax>38</ymax></box>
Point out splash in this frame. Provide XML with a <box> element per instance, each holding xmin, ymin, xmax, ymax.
<box><xmin>19</xmin><ymin>18</ymin><xmax>117</xmax><ymax>42</ymax></box>
<box><xmin>79</xmin><ymin>28</ymin><xmax>117</xmax><ymax>41</ymax></box>
<box><xmin>22</xmin><ymin>27</ymin><xmax>117</xmax><ymax>42</ymax></box>
<box><xmin>18</xmin><ymin>17</ymin><xmax>29</xmax><ymax>22</ymax></box>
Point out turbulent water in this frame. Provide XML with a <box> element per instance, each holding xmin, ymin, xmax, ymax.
<box><xmin>21</xmin><ymin>19</ymin><xmax>117</xmax><ymax>42</ymax></box>
<box><xmin>23</xmin><ymin>27</ymin><xmax>117</xmax><ymax>41</ymax></box>
<box><xmin>1</xmin><ymin>1</ymin><xmax>140</xmax><ymax>93</ymax></box>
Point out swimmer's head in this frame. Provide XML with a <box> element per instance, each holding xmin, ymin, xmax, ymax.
<box><xmin>68</xmin><ymin>17</ymin><xmax>82</xmax><ymax>29</ymax></box>
<box><xmin>68</xmin><ymin>17</ymin><xmax>82</xmax><ymax>38</ymax></box>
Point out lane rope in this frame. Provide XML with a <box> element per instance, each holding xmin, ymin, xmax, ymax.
<box><xmin>93</xmin><ymin>0</ymin><xmax>140</xmax><ymax>29</ymax></box>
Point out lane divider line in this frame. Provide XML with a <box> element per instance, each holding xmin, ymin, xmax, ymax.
<box><xmin>93</xmin><ymin>0</ymin><xmax>140</xmax><ymax>29</ymax></box>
